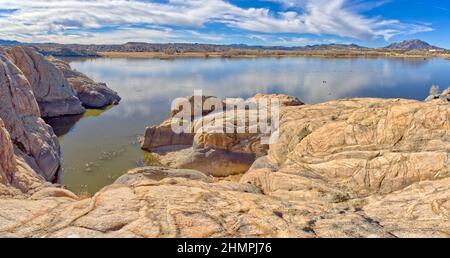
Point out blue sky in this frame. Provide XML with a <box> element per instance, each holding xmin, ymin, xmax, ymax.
<box><xmin>0</xmin><ymin>0</ymin><xmax>448</xmax><ymax>48</ymax></box>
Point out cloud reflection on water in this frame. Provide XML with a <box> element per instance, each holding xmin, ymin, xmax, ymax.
<box><xmin>71</xmin><ymin>57</ymin><xmax>439</xmax><ymax>119</ymax></box>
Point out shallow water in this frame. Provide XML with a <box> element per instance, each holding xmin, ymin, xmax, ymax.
<box><xmin>46</xmin><ymin>57</ymin><xmax>450</xmax><ymax>194</ymax></box>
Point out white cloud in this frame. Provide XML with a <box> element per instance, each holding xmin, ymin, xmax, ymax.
<box><xmin>0</xmin><ymin>0</ymin><xmax>433</xmax><ymax>44</ymax></box>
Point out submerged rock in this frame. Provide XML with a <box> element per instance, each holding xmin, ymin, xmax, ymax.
<box><xmin>50</xmin><ymin>58</ymin><xmax>121</xmax><ymax>108</ymax></box>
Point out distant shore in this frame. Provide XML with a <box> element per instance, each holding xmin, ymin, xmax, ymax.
<box><xmin>98</xmin><ymin>50</ymin><xmax>450</xmax><ymax>59</ymax></box>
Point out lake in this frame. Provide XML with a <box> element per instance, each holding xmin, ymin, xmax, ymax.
<box><xmin>45</xmin><ymin>57</ymin><xmax>450</xmax><ymax>194</ymax></box>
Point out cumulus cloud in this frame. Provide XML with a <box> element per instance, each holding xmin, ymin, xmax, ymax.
<box><xmin>0</xmin><ymin>0</ymin><xmax>433</xmax><ymax>44</ymax></box>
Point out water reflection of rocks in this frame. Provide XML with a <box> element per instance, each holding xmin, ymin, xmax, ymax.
<box><xmin>44</xmin><ymin>106</ymin><xmax>115</xmax><ymax>138</ymax></box>
<box><xmin>44</xmin><ymin>114</ymin><xmax>83</xmax><ymax>137</ymax></box>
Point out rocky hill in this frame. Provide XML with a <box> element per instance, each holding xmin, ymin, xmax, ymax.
<box><xmin>385</xmin><ymin>39</ymin><xmax>443</xmax><ymax>50</ymax></box>
<box><xmin>1</xmin><ymin>40</ymin><xmax>447</xmax><ymax>58</ymax></box>
<box><xmin>0</xmin><ymin>39</ymin><xmax>20</xmax><ymax>45</ymax></box>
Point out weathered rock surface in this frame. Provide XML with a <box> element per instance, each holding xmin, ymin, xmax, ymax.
<box><xmin>141</xmin><ymin>95</ymin><xmax>222</xmax><ymax>150</ymax></box>
<box><xmin>142</xmin><ymin>94</ymin><xmax>303</xmax><ymax>176</ymax></box>
<box><xmin>242</xmin><ymin>98</ymin><xmax>449</xmax><ymax>199</ymax></box>
<box><xmin>0</xmin><ymin>95</ymin><xmax>448</xmax><ymax>238</ymax></box>
<box><xmin>50</xmin><ymin>58</ymin><xmax>121</xmax><ymax>108</ymax></box>
<box><xmin>250</xmin><ymin>93</ymin><xmax>304</xmax><ymax>107</ymax></box>
<box><xmin>0</xmin><ymin>119</ymin><xmax>15</xmax><ymax>185</ymax></box>
<box><xmin>0</xmin><ymin>166</ymin><xmax>394</xmax><ymax>238</ymax></box>
<box><xmin>1</xmin><ymin>165</ymin><xmax>447</xmax><ymax>238</ymax></box>
<box><xmin>142</xmin><ymin>119</ymin><xmax>194</xmax><ymax>150</ymax></box>
<box><xmin>7</xmin><ymin>47</ymin><xmax>85</xmax><ymax>117</ymax></box>
<box><xmin>153</xmin><ymin>147</ymin><xmax>257</xmax><ymax>177</ymax></box>
<box><xmin>362</xmin><ymin>177</ymin><xmax>450</xmax><ymax>237</ymax></box>
<box><xmin>0</xmin><ymin>119</ymin><xmax>45</xmax><ymax>198</ymax></box>
<box><xmin>0</xmin><ymin>50</ymin><xmax>62</xmax><ymax>182</ymax></box>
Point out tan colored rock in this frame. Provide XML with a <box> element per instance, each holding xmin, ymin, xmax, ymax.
<box><xmin>30</xmin><ymin>187</ymin><xmax>79</xmax><ymax>200</ymax></box>
<box><xmin>0</xmin><ymin>119</ymin><xmax>16</xmax><ymax>185</ymax></box>
<box><xmin>115</xmin><ymin>166</ymin><xmax>213</xmax><ymax>184</ymax></box>
<box><xmin>362</xmin><ymin>177</ymin><xmax>450</xmax><ymax>237</ymax></box>
<box><xmin>0</xmin><ymin>167</ymin><xmax>394</xmax><ymax>238</ymax></box>
<box><xmin>250</xmin><ymin>93</ymin><xmax>304</xmax><ymax>107</ymax></box>
<box><xmin>1</xmin><ymin>96</ymin><xmax>448</xmax><ymax>238</ymax></box>
<box><xmin>142</xmin><ymin>95</ymin><xmax>223</xmax><ymax>150</ymax></box>
<box><xmin>0</xmin><ymin>50</ymin><xmax>62</xmax><ymax>182</ymax></box>
<box><xmin>155</xmin><ymin>147</ymin><xmax>257</xmax><ymax>177</ymax></box>
<box><xmin>192</xmin><ymin>110</ymin><xmax>269</xmax><ymax>156</ymax></box>
<box><xmin>142</xmin><ymin>94</ymin><xmax>304</xmax><ymax>176</ymax></box>
<box><xmin>7</xmin><ymin>47</ymin><xmax>85</xmax><ymax>117</ymax></box>
<box><xmin>49</xmin><ymin>57</ymin><xmax>121</xmax><ymax>108</ymax></box>
<box><xmin>171</xmin><ymin>95</ymin><xmax>218</xmax><ymax>119</ymax></box>
<box><xmin>141</xmin><ymin>119</ymin><xmax>194</xmax><ymax>150</ymax></box>
<box><xmin>243</xmin><ymin>98</ymin><xmax>449</xmax><ymax>200</ymax></box>
<box><xmin>0</xmin><ymin>121</ymin><xmax>45</xmax><ymax>198</ymax></box>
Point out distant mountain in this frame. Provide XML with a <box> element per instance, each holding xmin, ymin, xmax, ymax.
<box><xmin>303</xmin><ymin>43</ymin><xmax>365</xmax><ymax>51</ymax></box>
<box><xmin>0</xmin><ymin>39</ymin><xmax>20</xmax><ymax>45</ymax></box>
<box><xmin>227</xmin><ymin>43</ymin><xmax>365</xmax><ymax>51</ymax></box>
<box><xmin>6</xmin><ymin>40</ymin><xmax>446</xmax><ymax>58</ymax></box>
<box><xmin>385</xmin><ymin>40</ymin><xmax>443</xmax><ymax>50</ymax></box>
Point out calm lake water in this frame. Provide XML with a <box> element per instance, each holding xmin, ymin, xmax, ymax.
<box><xmin>46</xmin><ymin>57</ymin><xmax>450</xmax><ymax>194</ymax></box>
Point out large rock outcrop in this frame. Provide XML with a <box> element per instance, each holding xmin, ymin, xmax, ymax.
<box><xmin>242</xmin><ymin>98</ymin><xmax>449</xmax><ymax>199</ymax></box>
<box><xmin>142</xmin><ymin>94</ymin><xmax>303</xmax><ymax>176</ymax></box>
<box><xmin>0</xmin><ymin>165</ymin><xmax>447</xmax><ymax>238</ymax></box>
<box><xmin>7</xmin><ymin>47</ymin><xmax>85</xmax><ymax>117</ymax></box>
<box><xmin>0</xmin><ymin>167</ymin><xmax>394</xmax><ymax>238</ymax></box>
<box><xmin>50</xmin><ymin>58</ymin><xmax>121</xmax><ymax>108</ymax></box>
<box><xmin>0</xmin><ymin>92</ymin><xmax>448</xmax><ymax>238</ymax></box>
<box><xmin>0</xmin><ymin>50</ymin><xmax>62</xmax><ymax>182</ymax></box>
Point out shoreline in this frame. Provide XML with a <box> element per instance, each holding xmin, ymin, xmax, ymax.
<box><xmin>98</xmin><ymin>51</ymin><xmax>450</xmax><ymax>59</ymax></box>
